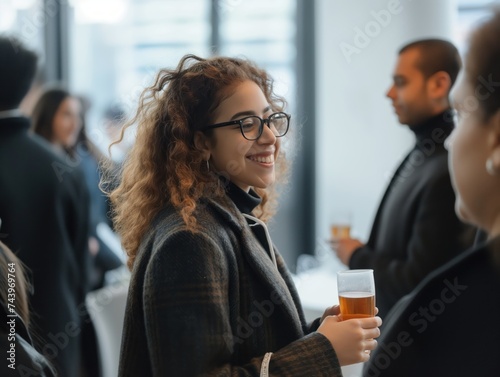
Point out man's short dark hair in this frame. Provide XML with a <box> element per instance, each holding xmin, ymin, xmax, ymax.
<box><xmin>399</xmin><ymin>39</ymin><xmax>462</xmax><ymax>89</ymax></box>
<box><xmin>0</xmin><ymin>36</ymin><xmax>38</xmax><ymax>110</ymax></box>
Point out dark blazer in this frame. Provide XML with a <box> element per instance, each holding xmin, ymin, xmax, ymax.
<box><xmin>119</xmin><ymin>194</ymin><xmax>341</xmax><ymax>377</ymax></box>
<box><xmin>363</xmin><ymin>235</ymin><xmax>500</xmax><ymax>377</ymax></box>
<box><xmin>349</xmin><ymin>113</ymin><xmax>475</xmax><ymax>316</ymax></box>
<box><xmin>0</xmin><ymin>117</ymin><xmax>91</xmax><ymax>377</ymax></box>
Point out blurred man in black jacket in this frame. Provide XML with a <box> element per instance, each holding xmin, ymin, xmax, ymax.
<box><xmin>0</xmin><ymin>36</ymin><xmax>91</xmax><ymax>377</ymax></box>
<box><xmin>333</xmin><ymin>39</ymin><xmax>475</xmax><ymax>317</ymax></box>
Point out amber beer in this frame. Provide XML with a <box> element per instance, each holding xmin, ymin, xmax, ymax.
<box><xmin>331</xmin><ymin>224</ymin><xmax>351</xmax><ymax>239</ymax></box>
<box><xmin>339</xmin><ymin>292</ymin><xmax>375</xmax><ymax>320</ymax></box>
<box><xmin>337</xmin><ymin>269</ymin><xmax>375</xmax><ymax>320</ymax></box>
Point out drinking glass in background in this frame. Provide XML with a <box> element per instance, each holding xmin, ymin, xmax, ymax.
<box><xmin>337</xmin><ymin>269</ymin><xmax>375</xmax><ymax>320</ymax></box>
<box><xmin>330</xmin><ymin>210</ymin><xmax>351</xmax><ymax>240</ymax></box>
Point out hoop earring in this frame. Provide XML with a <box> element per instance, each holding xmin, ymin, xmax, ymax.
<box><xmin>486</xmin><ymin>158</ymin><xmax>499</xmax><ymax>176</ymax></box>
<box><xmin>206</xmin><ymin>159</ymin><xmax>210</xmax><ymax>173</ymax></box>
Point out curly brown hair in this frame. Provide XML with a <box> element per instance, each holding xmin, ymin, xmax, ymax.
<box><xmin>109</xmin><ymin>55</ymin><xmax>289</xmax><ymax>269</ymax></box>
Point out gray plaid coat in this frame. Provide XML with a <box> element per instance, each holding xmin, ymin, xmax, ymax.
<box><xmin>118</xmin><ymin>194</ymin><xmax>341</xmax><ymax>376</ymax></box>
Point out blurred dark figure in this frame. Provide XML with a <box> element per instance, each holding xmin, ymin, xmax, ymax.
<box><xmin>364</xmin><ymin>8</ymin><xmax>500</xmax><ymax>376</ymax></box>
<box><xmin>0</xmin><ymin>36</ymin><xmax>91</xmax><ymax>377</ymax></box>
<box><xmin>333</xmin><ymin>38</ymin><xmax>476</xmax><ymax>317</ymax></box>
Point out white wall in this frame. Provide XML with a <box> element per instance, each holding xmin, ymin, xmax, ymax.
<box><xmin>315</xmin><ymin>0</ymin><xmax>457</xmax><ymax>244</ymax></box>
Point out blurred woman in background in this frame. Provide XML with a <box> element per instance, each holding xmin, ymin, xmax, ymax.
<box><xmin>32</xmin><ymin>89</ymin><xmax>123</xmax><ymax>289</ymax></box>
<box><xmin>32</xmin><ymin>88</ymin><xmax>82</xmax><ymax>157</ymax></box>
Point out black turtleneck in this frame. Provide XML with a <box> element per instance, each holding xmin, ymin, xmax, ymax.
<box><xmin>225</xmin><ymin>181</ymin><xmax>272</xmax><ymax>254</ymax></box>
<box><xmin>225</xmin><ymin>181</ymin><xmax>262</xmax><ymax>215</ymax></box>
<box><xmin>409</xmin><ymin>108</ymin><xmax>455</xmax><ymax>144</ymax></box>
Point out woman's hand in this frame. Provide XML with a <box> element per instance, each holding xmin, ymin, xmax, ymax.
<box><xmin>317</xmin><ymin>315</ymin><xmax>382</xmax><ymax>366</ymax></box>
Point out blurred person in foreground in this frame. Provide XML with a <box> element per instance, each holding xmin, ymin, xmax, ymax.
<box><xmin>364</xmin><ymin>9</ymin><xmax>500</xmax><ymax>377</ymax></box>
<box><xmin>0</xmin><ymin>36</ymin><xmax>90</xmax><ymax>377</ymax></box>
<box><xmin>112</xmin><ymin>54</ymin><xmax>382</xmax><ymax>376</ymax></box>
<box><xmin>333</xmin><ymin>38</ymin><xmax>475</xmax><ymax>317</ymax></box>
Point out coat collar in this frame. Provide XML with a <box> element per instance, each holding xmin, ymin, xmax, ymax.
<box><xmin>409</xmin><ymin>109</ymin><xmax>454</xmax><ymax>143</ymax></box>
<box><xmin>239</xmin><ymin>225</ymin><xmax>304</xmax><ymax>335</ymax></box>
<box><xmin>225</xmin><ymin>181</ymin><xmax>261</xmax><ymax>215</ymax></box>
<box><xmin>206</xmin><ymin>193</ymin><xmax>304</xmax><ymax>337</ymax></box>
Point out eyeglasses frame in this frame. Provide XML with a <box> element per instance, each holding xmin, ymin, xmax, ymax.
<box><xmin>203</xmin><ymin>111</ymin><xmax>291</xmax><ymax>141</ymax></box>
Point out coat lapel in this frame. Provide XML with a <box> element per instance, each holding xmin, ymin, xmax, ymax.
<box><xmin>367</xmin><ymin>149</ymin><xmax>413</xmax><ymax>246</ymax></box>
<box><xmin>208</xmin><ymin>195</ymin><xmax>304</xmax><ymax>337</ymax></box>
<box><xmin>239</xmin><ymin>224</ymin><xmax>304</xmax><ymax>336</ymax></box>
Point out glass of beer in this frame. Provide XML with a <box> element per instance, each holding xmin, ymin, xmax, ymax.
<box><xmin>330</xmin><ymin>210</ymin><xmax>351</xmax><ymax>240</ymax></box>
<box><xmin>337</xmin><ymin>269</ymin><xmax>375</xmax><ymax>320</ymax></box>
<box><xmin>331</xmin><ymin>224</ymin><xmax>351</xmax><ymax>239</ymax></box>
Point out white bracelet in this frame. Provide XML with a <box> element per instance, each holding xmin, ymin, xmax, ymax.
<box><xmin>260</xmin><ymin>352</ymin><xmax>273</xmax><ymax>377</ymax></box>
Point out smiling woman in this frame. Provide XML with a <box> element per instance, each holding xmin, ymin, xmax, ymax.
<box><xmin>195</xmin><ymin>81</ymin><xmax>290</xmax><ymax>192</ymax></box>
<box><xmin>109</xmin><ymin>54</ymin><xmax>382</xmax><ymax>377</ymax></box>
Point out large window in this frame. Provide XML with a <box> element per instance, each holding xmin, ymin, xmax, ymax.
<box><xmin>2</xmin><ymin>0</ymin><xmax>307</xmax><ymax>267</ymax></box>
<box><xmin>0</xmin><ymin>0</ymin><xmax>44</xmax><ymax>54</ymax></box>
<box><xmin>67</xmin><ymin>0</ymin><xmax>301</xmax><ymax>265</ymax></box>
<box><xmin>69</xmin><ymin>0</ymin><xmax>297</xmax><ymax>159</ymax></box>
<box><xmin>219</xmin><ymin>0</ymin><xmax>296</xmax><ymax>110</ymax></box>
<box><xmin>218</xmin><ymin>0</ymin><xmax>300</xmax><ymax>264</ymax></box>
<box><xmin>69</xmin><ymin>0</ymin><xmax>211</xmax><ymax>156</ymax></box>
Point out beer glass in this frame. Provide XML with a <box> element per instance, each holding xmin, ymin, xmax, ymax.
<box><xmin>337</xmin><ymin>269</ymin><xmax>375</xmax><ymax>320</ymax></box>
<box><xmin>330</xmin><ymin>210</ymin><xmax>351</xmax><ymax>240</ymax></box>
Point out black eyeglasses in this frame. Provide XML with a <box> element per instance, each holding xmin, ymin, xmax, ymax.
<box><xmin>203</xmin><ymin>112</ymin><xmax>290</xmax><ymax>141</ymax></box>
